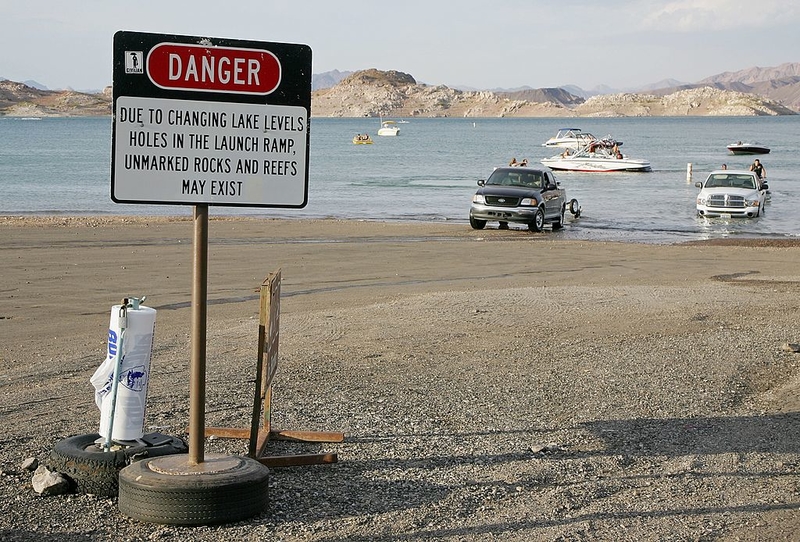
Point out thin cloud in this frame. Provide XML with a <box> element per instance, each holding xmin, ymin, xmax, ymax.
<box><xmin>643</xmin><ymin>0</ymin><xmax>797</xmax><ymax>31</ymax></box>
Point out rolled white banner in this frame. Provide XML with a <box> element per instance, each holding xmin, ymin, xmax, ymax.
<box><xmin>90</xmin><ymin>305</ymin><xmax>157</xmax><ymax>441</ymax></box>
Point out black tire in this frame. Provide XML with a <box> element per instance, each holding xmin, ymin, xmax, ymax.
<box><xmin>552</xmin><ymin>206</ymin><xmax>565</xmax><ymax>230</ymax></box>
<box><xmin>469</xmin><ymin>215</ymin><xmax>486</xmax><ymax>230</ymax></box>
<box><xmin>528</xmin><ymin>208</ymin><xmax>545</xmax><ymax>232</ymax></box>
<box><xmin>119</xmin><ymin>454</ymin><xmax>269</xmax><ymax>525</ymax></box>
<box><xmin>47</xmin><ymin>433</ymin><xmax>188</xmax><ymax>497</ymax></box>
<box><xmin>569</xmin><ymin>198</ymin><xmax>580</xmax><ymax>216</ymax></box>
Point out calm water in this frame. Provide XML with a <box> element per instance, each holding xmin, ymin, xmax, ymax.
<box><xmin>2</xmin><ymin>115</ymin><xmax>799</xmax><ymax>243</ymax></box>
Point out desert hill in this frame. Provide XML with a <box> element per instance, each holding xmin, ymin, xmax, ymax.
<box><xmin>699</xmin><ymin>62</ymin><xmax>800</xmax><ymax>85</ymax></box>
<box><xmin>310</xmin><ymin>69</ymin><xmax>796</xmax><ymax>118</ymax></box>
<box><xmin>0</xmin><ymin>80</ymin><xmax>112</xmax><ymax>117</ymax></box>
<box><xmin>646</xmin><ymin>62</ymin><xmax>800</xmax><ymax>112</ymax></box>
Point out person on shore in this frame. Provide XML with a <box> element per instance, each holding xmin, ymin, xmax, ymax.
<box><xmin>749</xmin><ymin>159</ymin><xmax>766</xmax><ymax>180</ymax></box>
<box><xmin>721</xmin><ymin>163</ymin><xmax>727</xmax><ymax>170</ymax></box>
<box><xmin>509</xmin><ymin>158</ymin><xmax>518</xmax><ymax>167</ymax></box>
<box><xmin>519</xmin><ymin>158</ymin><xmax>528</xmax><ymax>167</ymax></box>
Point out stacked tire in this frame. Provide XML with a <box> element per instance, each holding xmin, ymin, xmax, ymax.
<box><xmin>47</xmin><ymin>433</ymin><xmax>188</xmax><ymax>497</ymax></box>
<box><xmin>118</xmin><ymin>455</ymin><xmax>270</xmax><ymax>525</ymax></box>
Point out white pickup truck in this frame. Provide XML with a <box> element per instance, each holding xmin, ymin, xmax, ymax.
<box><xmin>696</xmin><ymin>169</ymin><xmax>767</xmax><ymax>218</ymax></box>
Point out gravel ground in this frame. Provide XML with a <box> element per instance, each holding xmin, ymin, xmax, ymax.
<box><xmin>1</xmin><ymin>218</ymin><xmax>800</xmax><ymax>541</ymax></box>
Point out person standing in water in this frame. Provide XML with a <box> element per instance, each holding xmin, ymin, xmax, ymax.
<box><xmin>749</xmin><ymin>158</ymin><xmax>766</xmax><ymax>180</ymax></box>
<box><xmin>750</xmin><ymin>158</ymin><xmax>768</xmax><ymax>190</ymax></box>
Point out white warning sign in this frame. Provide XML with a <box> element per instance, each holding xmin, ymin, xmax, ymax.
<box><xmin>112</xmin><ymin>95</ymin><xmax>308</xmax><ymax>207</ymax></box>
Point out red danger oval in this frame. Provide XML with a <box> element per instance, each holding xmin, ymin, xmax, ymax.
<box><xmin>147</xmin><ymin>42</ymin><xmax>281</xmax><ymax>95</ymax></box>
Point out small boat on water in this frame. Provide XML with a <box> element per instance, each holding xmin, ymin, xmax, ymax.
<box><xmin>377</xmin><ymin>120</ymin><xmax>400</xmax><ymax>136</ymax></box>
<box><xmin>541</xmin><ymin>128</ymin><xmax>622</xmax><ymax>149</ymax></box>
<box><xmin>541</xmin><ymin>139</ymin><xmax>650</xmax><ymax>172</ymax></box>
<box><xmin>353</xmin><ymin>133</ymin><xmax>373</xmax><ymax>144</ymax></box>
<box><xmin>727</xmin><ymin>141</ymin><xmax>770</xmax><ymax>155</ymax></box>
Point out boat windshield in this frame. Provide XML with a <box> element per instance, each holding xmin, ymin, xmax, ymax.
<box><xmin>487</xmin><ymin>170</ymin><xmax>543</xmax><ymax>188</ymax></box>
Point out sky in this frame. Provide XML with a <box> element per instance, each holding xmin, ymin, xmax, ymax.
<box><xmin>1</xmin><ymin>0</ymin><xmax>798</xmax><ymax>92</ymax></box>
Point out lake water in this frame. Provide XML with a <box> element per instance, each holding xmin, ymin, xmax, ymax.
<box><xmin>2</xmin><ymin>115</ymin><xmax>799</xmax><ymax>243</ymax></box>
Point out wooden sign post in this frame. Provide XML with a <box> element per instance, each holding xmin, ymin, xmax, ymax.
<box><xmin>206</xmin><ymin>269</ymin><xmax>344</xmax><ymax>466</ymax></box>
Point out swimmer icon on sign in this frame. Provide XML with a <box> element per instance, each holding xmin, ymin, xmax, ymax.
<box><xmin>125</xmin><ymin>51</ymin><xmax>143</xmax><ymax>74</ymax></box>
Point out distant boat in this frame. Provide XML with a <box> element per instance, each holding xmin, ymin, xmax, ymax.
<box><xmin>541</xmin><ymin>128</ymin><xmax>621</xmax><ymax>149</ymax></box>
<box><xmin>543</xmin><ymin>128</ymin><xmax>591</xmax><ymax>148</ymax></box>
<box><xmin>727</xmin><ymin>141</ymin><xmax>770</xmax><ymax>155</ymax></box>
<box><xmin>353</xmin><ymin>133</ymin><xmax>373</xmax><ymax>144</ymax></box>
<box><xmin>377</xmin><ymin>119</ymin><xmax>400</xmax><ymax>136</ymax></box>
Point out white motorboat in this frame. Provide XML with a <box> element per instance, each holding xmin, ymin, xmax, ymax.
<box><xmin>542</xmin><ymin>128</ymin><xmax>623</xmax><ymax>149</ymax></box>
<box><xmin>377</xmin><ymin>120</ymin><xmax>400</xmax><ymax>136</ymax></box>
<box><xmin>541</xmin><ymin>140</ymin><xmax>650</xmax><ymax>172</ymax></box>
<box><xmin>726</xmin><ymin>141</ymin><xmax>770</xmax><ymax>155</ymax></box>
<box><xmin>541</xmin><ymin>128</ymin><xmax>593</xmax><ymax>149</ymax></box>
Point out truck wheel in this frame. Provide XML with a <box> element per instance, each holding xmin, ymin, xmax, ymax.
<box><xmin>552</xmin><ymin>206</ymin><xmax>565</xmax><ymax>230</ymax></box>
<box><xmin>469</xmin><ymin>216</ymin><xmax>486</xmax><ymax>230</ymax></box>
<box><xmin>528</xmin><ymin>208</ymin><xmax>545</xmax><ymax>232</ymax></box>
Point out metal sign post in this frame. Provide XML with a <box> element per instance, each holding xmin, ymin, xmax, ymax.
<box><xmin>189</xmin><ymin>204</ymin><xmax>208</xmax><ymax>464</ymax></box>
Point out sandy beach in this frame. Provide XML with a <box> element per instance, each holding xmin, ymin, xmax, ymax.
<box><xmin>2</xmin><ymin>216</ymin><xmax>800</xmax><ymax>541</ymax></box>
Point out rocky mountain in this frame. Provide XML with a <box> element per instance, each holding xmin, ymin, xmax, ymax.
<box><xmin>649</xmin><ymin>78</ymin><xmax>800</xmax><ymax>113</ymax></box>
<box><xmin>572</xmin><ymin>87</ymin><xmax>795</xmax><ymax>117</ymax></box>
<box><xmin>648</xmin><ymin>63</ymin><xmax>800</xmax><ymax>112</ymax></box>
<box><xmin>699</xmin><ymin>62</ymin><xmax>800</xmax><ymax>85</ymax></box>
<box><xmin>310</xmin><ymin>68</ymin><xmax>797</xmax><ymax>118</ymax></box>
<box><xmin>0</xmin><ymin>80</ymin><xmax>111</xmax><ymax>117</ymax></box>
<box><xmin>311</xmin><ymin>69</ymin><xmax>575</xmax><ymax>118</ymax></box>
<box><xmin>499</xmin><ymin>88</ymin><xmax>584</xmax><ymax>107</ymax></box>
